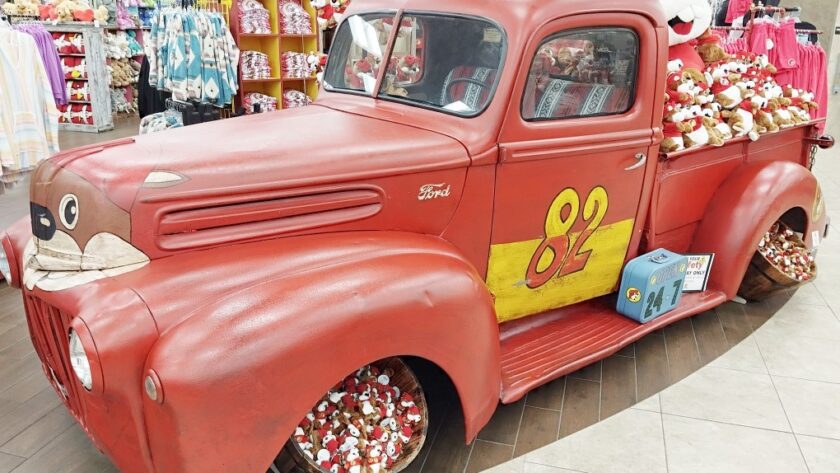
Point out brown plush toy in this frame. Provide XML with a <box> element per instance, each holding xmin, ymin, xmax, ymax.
<box><xmin>660</xmin><ymin>104</ymin><xmax>691</xmax><ymax>153</ymax></box>
<box><xmin>702</xmin><ymin>116</ymin><xmax>726</xmax><ymax>146</ymax></box>
<box><xmin>696</xmin><ymin>29</ymin><xmax>729</xmax><ymax>65</ymax></box>
<box><xmin>750</xmin><ymin>95</ymin><xmax>779</xmax><ymax>133</ymax></box>
<box><xmin>768</xmin><ymin>98</ymin><xmax>795</xmax><ymax>129</ymax></box>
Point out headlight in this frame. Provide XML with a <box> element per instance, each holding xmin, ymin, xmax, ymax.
<box><xmin>0</xmin><ymin>246</ymin><xmax>10</xmax><ymax>283</ymax></box>
<box><xmin>69</xmin><ymin>329</ymin><xmax>93</xmax><ymax>390</ymax></box>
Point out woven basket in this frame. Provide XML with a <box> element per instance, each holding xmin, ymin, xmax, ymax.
<box><xmin>291</xmin><ymin>358</ymin><xmax>428</xmax><ymax>473</ymax></box>
<box><xmin>738</xmin><ymin>224</ymin><xmax>817</xmax><ymax>301</ymax></box>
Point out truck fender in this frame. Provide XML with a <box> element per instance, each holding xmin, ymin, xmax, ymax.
<box><xmin>140</xmin><ymin>233</ymin><xmax>501</xmax><ymax>473</ymax></box>
<box><xmin>690</xmin><ymin>161</ymin><xmax>823</xmax><ymax>298</ymax></box>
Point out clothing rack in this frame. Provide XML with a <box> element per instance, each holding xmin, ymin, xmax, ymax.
<box><xmin>713</xmin><ymin>25</ymin><xmax>822</xmax><ymax>35</ymax></box>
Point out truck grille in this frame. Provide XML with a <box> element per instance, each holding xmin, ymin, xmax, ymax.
<box><xmin>23</xmin><ymin>295</ymin><xmax>85</xmax><ymax>422</ymax></box>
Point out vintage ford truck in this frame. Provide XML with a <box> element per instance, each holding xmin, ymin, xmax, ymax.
<box><xmin>0</xmin><ymin>0</ymin><xmax>833</xmax><ymax>471</ymax></box>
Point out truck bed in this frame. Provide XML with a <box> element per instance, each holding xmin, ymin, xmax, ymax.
<box><xmin>649</xmin><ymin>123</ymin><xmax>820</xmax><ymax>253</ymax></box>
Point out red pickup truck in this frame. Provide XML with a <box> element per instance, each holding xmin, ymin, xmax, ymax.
<box><xmin>0</xmin><ymin>0</ymin><xmax>832</xmax><ymax>472</ymax></box>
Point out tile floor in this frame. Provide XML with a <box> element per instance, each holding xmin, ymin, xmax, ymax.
<box><xmin>0</xmin><ymin>102</ymin><xmax>839</xmax><ymax>473</ymax></box>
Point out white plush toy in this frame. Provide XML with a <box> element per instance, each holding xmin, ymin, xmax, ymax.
<box><xmin>658</xmin><ymin>0</ymin><xmax>713</xmax><ymax>71</ymax></box>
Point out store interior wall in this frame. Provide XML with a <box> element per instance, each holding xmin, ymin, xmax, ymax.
<box><xmin>828</xmin><ymin>0</ymin><xmax>840</xmax><ymax>93</ymax></box>
<box><xmin>798</xmin><ymin>0</ymin><xmax>839</xmax><ymax>54</ymax></box>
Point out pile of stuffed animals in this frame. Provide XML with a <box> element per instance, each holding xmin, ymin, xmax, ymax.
<box><xmin>757</xmin><ymin>222</ymin><xmax>816</xmax><ymax>283</ymax></box>
<box><xmin>111</xmin><ymin>88</ymin><xmax>136</xmax><ymax>114</ymax></box>
<box><xmin>1</xmin><ymin>0</ymin><xmax>39</xmax><ymax>17</ymax></box>
<box><xmin>661</xmin><ymin>52</ymin><xmax>819</xmax><ymax>153</ymax></box>
<box><xmin>294</xmin><ymin>364</ymin><xmax>423</xmax><ymax>473</ymax></box>
<box><xmin>2</xmin><ymin>0</ymin><xmax>114</xmax><ymax>23</ymax></box>
<box><xmin>104</xmin><ymin>30</ymin><xmax>143</xmax><ymax>60</ymax></box>
<box><xmin>61</xmin><ymin>56</ymin><xmax>87</xmax><ymax>80</ymax></box>
<box><xmin>43</xmin><ymin>0</ymin><xmax>108</xmax><ymax>24</ymax></box>
<box><xmin>65</xmin><ymin>80</ymin><xmax>90</xmax><ymax>101</ymax></box>
<box><xmin>109</xmin><ymin>58</ymin><xmax>139</xmax><ymax>87</ymax></box>
<box><xmin>52</xmin><ymin>31</ymin><xmax>85</xmax><ymax>55</ymax></box>
<box><xmin>57</xmin><ymin>104</ymin><xmax>95</xmax><ymax>125</ymax></box>
<box><xmin>658</xmin><ymin>0</ymin><xmax>819</xmax><ymax>153</ymax></box>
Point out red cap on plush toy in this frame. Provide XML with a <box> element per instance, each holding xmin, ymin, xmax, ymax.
<box><xmin>658</xmin><ymin>0</ymin><xmax>713</xmax><ymax>71</ymax></box>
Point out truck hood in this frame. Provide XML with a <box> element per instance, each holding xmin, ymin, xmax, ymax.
<box><xmin>52</xmin><ymin>105</ymin><xmax>468</xmax><ymax>210</ymax></box>
<box><xmin>23</xmin><ymin>105</ymin><xmax>469</xmax><ymax>291</ymax></box>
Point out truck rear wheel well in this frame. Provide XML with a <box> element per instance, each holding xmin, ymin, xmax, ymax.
<box><xmin>778</xmin><ymin>207</ymin><xmax>808</xmax><ymax>234</ymax></box>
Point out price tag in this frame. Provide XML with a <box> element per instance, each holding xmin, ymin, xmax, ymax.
<box><xmin>682</xmin><ymin>253</ymin><xmax>714</xmax><ymax>292</ymax></box>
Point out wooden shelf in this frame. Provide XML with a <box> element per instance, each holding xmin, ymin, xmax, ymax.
<box><xmin>47</xmin><ymin>24</ymin><xmax>115</xmax><ymax>132</ymax></box>
<box><xmin>242</xmin><ymin>77</ymin><xmax>282</xmax><ymax>83</ymax></box>
<box><xmin>230</xmin><ymin>0</ymin><xmax>319</xmax><ymax>110</ymax></box>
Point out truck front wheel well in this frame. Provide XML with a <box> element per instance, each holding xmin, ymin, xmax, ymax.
<box><xmin>268</xmin><ymin>356</ymin><xmax>465</xmax><ymax>473</ymax></box>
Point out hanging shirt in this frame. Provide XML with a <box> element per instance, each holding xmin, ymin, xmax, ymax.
<box><xmin>0</xmin><ymin>29</ymin><xmax>60</xmax><ymax>174</ymax></box>
<box><xmin>14</xmin><ymin>24</ymin><xmax>67</xmax><ymax>105</ymax></box>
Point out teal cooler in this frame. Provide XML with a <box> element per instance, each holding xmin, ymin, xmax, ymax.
<box><xmin>617</xmin><ymin>249</ymin><xmax>688</xmax><ymax>323</ymax></box>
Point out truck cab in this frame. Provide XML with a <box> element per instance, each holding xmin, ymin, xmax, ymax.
<box><xmin>0</xmin><ymin>0</ymin><xmax>830</xmax><ymax>472</ymax></box>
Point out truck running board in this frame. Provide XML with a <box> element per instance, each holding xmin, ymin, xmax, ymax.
<box><xmin>498</xmin><ymin>290</ymin><xmax>727</xmax><ymax>404</ymax></box>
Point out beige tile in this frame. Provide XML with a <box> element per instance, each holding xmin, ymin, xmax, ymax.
<box><xmin>785</xmin><ymin>282</ymin><xmax>828</xmax><ymax>306</ymax></box>
<box><xmin>709</xmin><ymin>336</ymin><xmax>767</xmax><ymax>374</ymax></box>
<box><xmin>523</xmin><ymin>464</ymin><xmax>585</xmax><ymax>473</ymax></box>
<box><xmin>774</xmin><ymin>376</ymin><xmax>840</xmax><ymax>440</ymax></box>
<box><xmin>632</xmin><ymin>394</ymin><xmax>660</xmax><ymax>413</ymax></box>
<box><xmin>663</xmin><ymin>415</ymin><xmax>808</xmax><ymax>473</ymax></box>
<box><xmin>758</xmin><ymin>303</ymin><xmax>840</xmax><ymax>341</ymax></box>
<box><xmin>526</xmin><ymin>408</ymin><xmax>666</xmax><ymax>473</ymax></box>
<box><xmin>796</xmin><ymin>435</ymin><xmax>840</xmax><ymax>473</ymax></box>
<box><xmin>660</xmin><ymin>367</ymin><xmax>789</xmax><ymax>431</ymax></box>
<box><xmin>754</xmin><ymin>331</ymin><xmax>840</xmax><ymax>383</ymax></box>
<box><xmin>0</xmin><ymin>452</ymin><xmax>25</xmax><ymax>473</ymax></box>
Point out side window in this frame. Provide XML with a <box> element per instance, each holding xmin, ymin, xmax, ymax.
<box><xmin>521</xmin><ymin>28</ymin><xmax>638</xmax><ymax>121</ymax></box>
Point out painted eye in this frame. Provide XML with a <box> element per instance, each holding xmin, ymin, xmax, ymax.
<box><xmin>59</xmin><ymin>194</ymin><xmax>79</xmax><ymax>230</ymax></box>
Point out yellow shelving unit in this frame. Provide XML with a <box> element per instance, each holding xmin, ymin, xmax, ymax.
<box><xmin>231</xmin><ymin>0</ymin><xmax>319</xmax><ymax>111</ymax></box>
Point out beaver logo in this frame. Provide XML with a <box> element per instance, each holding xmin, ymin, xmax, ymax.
<box><xmin>626</xmin><ymin>287</ymin><xmax>642</xmax><ymax>303</ymax></box>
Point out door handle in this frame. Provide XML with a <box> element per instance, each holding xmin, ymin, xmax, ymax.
<box><xmin>624</xmin><ymin>153</ymin><xmax>647</xmax><ymax>171</ymax></box>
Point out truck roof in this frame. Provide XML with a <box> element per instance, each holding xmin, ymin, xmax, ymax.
<box><xmin>345</xmin><ymin>0</ymin><xmax>667</xmax><ymax>36</ymax></box>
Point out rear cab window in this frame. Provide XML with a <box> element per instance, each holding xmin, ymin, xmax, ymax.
<box><xmin>522</xmin><ymin>28</ymin><xmax>639</xmax><ymax>121</ymax></box>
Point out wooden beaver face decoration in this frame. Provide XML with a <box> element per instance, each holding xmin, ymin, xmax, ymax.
<box><xmin>23</xmin><ymin>161</ymin><xmax>150</xmax><ymax>292</ymax></box>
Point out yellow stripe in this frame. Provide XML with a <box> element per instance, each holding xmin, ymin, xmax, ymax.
<box><xmin>487</xmin><ymin>219</ymin><xmax>635</xmax><ymax>322</ymax></box>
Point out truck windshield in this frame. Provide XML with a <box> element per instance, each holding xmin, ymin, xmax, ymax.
<box><xmin>323</xmin><ymin>12</ymin><xmax>505</xmax><ymax>117</ymax></box>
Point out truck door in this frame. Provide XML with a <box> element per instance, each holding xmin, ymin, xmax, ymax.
<box><xmin>488</xmin><ymin>13</ymin><xmax>661</xmax><ymax>323</ymax></box>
